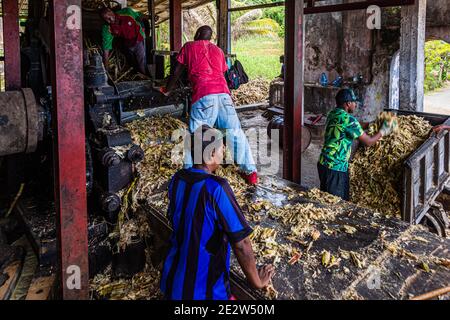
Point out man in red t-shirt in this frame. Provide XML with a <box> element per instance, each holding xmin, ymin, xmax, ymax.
<box><xmin>165</xmin><ymin>26</ymin><xmax>258</xmax><ymax>185</ymax></box>
<box><xmin>100</xmin><ymin>7</ymin><xmax>148</xmax><ymax>75</ymax></box>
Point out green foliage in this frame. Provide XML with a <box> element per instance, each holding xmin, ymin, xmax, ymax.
<box><xmin>231</xmin><ymin>1</ymin><xmax>284</xmax><ymax>23</ymax></box>
<box><xmin>243</xmin><ymin>18</ymin><xmax>280</xmax><ymax>37</ymax></box>
<box><xmin>230</xmin><ymin>0</ymin><xmax>248</xmax><ymax>23</ymax></box>
<box><xmin>263</xmin><ymin>7</ymin><xmax>285</xmax><ymax>37</ymax></box>
<box><xmin>156</xmin><ymin>21</ymin><xmax>170</xmax><ymax>51</ymax></box>
<box><xmin>424</xmin><ymin>40</ymin><xmax>450</xmax><ymax>92</ymax></box>
<box><xmin>233</xmin><ymin>35</ymin><xmax>284</xmax><ymax>80</ymax></box>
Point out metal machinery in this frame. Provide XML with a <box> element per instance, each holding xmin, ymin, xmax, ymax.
<box><xmin>83</xmin><ymin>52</ymin><xmax>188</xmax><ymax>220</ymax></box>
<box><xmin>0</xmin><ymin>2</ymin><xmax>193</xmax><ymax>295</ymax></box>
<box><xmin>0</xmin><ymin>89</ymin><xmax>44</xmax><ymax>157</ymax></box>
<box><xmin>2</xmin><ymin>48</ymin><xmax>188</xmax><ymax>221</ymax></box>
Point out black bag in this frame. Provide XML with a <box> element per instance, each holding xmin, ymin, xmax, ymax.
<box><xmin>225</xmin><ymin>59</ymin><xmax>249</xmax><ymax>90</ymax></box>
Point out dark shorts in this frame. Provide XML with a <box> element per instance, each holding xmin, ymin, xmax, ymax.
<box><xmin>317</xmin><ymin>162</ymin><xmax>350</xmax><ymax>201</ymax></box>
<box><xmin>125</xmin><ymin>41</ymin><xmax>147</xmax><ymax>75</ymax></box>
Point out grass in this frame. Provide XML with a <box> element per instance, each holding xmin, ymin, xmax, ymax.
<box><xmin>232</xmin><ymin>36</ymin><xmax>284</xmax><ymax>81</ymax></box>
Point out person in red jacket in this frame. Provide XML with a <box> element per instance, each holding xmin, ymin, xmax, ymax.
<box><xmin>100</xmin><ymin>7</ymin><xmax>148</xmax><ymax>75</ymax></box>
<box><xmin>164</xmin><ymin>26</ymin><xmax>258</xmax><ymax>185</ymax></box>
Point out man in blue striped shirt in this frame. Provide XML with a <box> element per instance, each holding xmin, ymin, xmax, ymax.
<box><xmin>160</xmin><ymin>125</ymin><xmax>274</xmax><ymax>300</ymax></box>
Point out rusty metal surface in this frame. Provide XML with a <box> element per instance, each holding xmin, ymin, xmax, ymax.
<box><xmin>49</xmin><ymin>0</ymin><xmax>89</xmax><ymax>300</ymax></box>
<box><xmin>22</xmin><ymin>89</ymin><xmax>40</xmax><ymax>153</ymax></box>
<box><xmin>283</xmin><ymin>0</ymin><xmax>304</xmax><ymax>183</ymax></box>
<box><xmin>2</xmin><ymin>0</ymin><xmax>21</xmax><ymax>90</ymax></box>
<box><xmin>0</xmin><ymin>89</ymin><xmax>40</xmax><ymax>156</ymax></box>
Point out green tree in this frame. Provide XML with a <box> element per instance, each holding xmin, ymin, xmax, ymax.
<box><xmin>424</xmin><ymin>40</ymin><xmax>450</xmax><ymax>92</ymax></box>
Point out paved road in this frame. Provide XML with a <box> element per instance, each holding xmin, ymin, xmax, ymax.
<box><xmin>424</xmin><ymin>82</ymin><xmax>450</xmax><ymax>115</ymax></box>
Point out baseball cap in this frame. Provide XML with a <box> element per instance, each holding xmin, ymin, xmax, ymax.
<box><xmin>336</xmin><ymin>88</ymin><xmax>358</xmax><ymax>107</ymax></box>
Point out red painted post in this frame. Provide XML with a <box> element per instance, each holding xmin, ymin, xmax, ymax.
<box><xmin>49</xmin><ymin>0</ymin><xmax>89</xmax><ymax>299</ymax></box>
<box><xmin>2</xmin><ymin>0</ymin><xmax>21</xmax><ymax>90</ymax></box>
<box><xmin>169</xmin><ymin>0</ymin><xmax>182</xmax><ymax>51</ymax></box>
<box><xmin>283</xmin><ymin>0</ymin><xmax>304</xmax><ymax>184</ymax></box>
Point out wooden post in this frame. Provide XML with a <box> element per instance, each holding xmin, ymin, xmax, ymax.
<box><xmin>169</xmin><ymin>0</ymin><xmax>182</xmax><ymax>51</ymax></box>
<box><xmin>283</xmin><ymin>0</ymin><xmax>304</xmax><ymax>184</ymax></box>
<box><xmin>49</xmin><ymin>0</ymin><xmax>89</xmax><ymax>299</ymax></box>
<box><xmin>217</xmin><ymin>0</ymin><xmax>229</xmax><ymax>53</ymax></box>
<box><xmin>399</xmin><ymin>0</ymin><xmax>427</xmax><ymax>112</ymax></box>
<box><xmin>2</xmin><ymin>0</ymin><xmax>21</xmax><ymax>90</ymax></box>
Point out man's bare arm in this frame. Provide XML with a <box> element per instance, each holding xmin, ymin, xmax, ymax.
<box><xmin>433</xmin><ymin>124</ymin><xmax>450</xmax><ymax>134</ymax></box>
<box><xmin>165</xmin><ymin>63</ymin><xmax>186</xmax><ymax>93</ymax></box>
<box><xmin>358</xmin><ymin>131</ymin><xmax>382</xmax><ymax>147</ymax></box>
<box><xmin>231</xmin><ymin>237</ymin><xmax>274</xmax><ymax>289</ymax></box>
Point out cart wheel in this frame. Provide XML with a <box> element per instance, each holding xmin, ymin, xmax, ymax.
<box><xmin>423</xmin><ymin>206</ymin><xmax>448</xmax><ymax>238</ymax></box>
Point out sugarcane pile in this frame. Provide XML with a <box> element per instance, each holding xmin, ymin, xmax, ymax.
<box><xmin>247</xmin><ymin>201</ymin><xmax>337</xmax><ymax>265</ymax></box>
<box><xmin>90</xmin><ymin>186</ymin><xmax>163</xmax><ymax>300</ymax></box>
<box><xmin>90</xmin><ymin>264</ymin><xmax>162</xmax><ymax>300</ymax></box>
<box><xmin>299</xmin><ymin>188</ymin><xmax>342</xmax><ymax>205</ymax></box>
<box><xmin>216</xmin><ymin>165</ymin><xmax>249</xmax><ymax>203</ymax></box>
<box><xmin>350</xmin><ymin>113</ymin><xmax>432</xmax><ymax>217</ymax></box>
<box><xmin>125</xmin><ymin>116</ymin><xmax>187</xmax><ymax>207</ymax></box>
<box><xmin>249</xmin><ymin>226</ymin><xmax>299</xmax><ymax>265</ymax></box>
<box><xmin>231</xmin><ymin>77</ymin><xmax>270</xmax><ymax>106</ymax></box>
<box><xmin>115</xmin><ymin>208</ymin><xmax>150</xmax><ymax>251</ymax></box>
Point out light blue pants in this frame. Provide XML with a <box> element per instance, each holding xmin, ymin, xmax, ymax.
<box><xmin>184</xmin><ymin>93</ymin><xmax>257</xmax><ymax>174</ymax></box>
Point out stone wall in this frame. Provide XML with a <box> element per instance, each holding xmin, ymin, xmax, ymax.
<box><xmin>304</xmin><ymin>0</ymin><xmax>449</xmax><ymax>122</ymax></box>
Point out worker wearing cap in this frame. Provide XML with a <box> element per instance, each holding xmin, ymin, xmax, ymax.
<box><xmin>318</xmin><ymin>88</ymin><xmax>395</xmax><ymax>200</ymax></box>
<box><xmin>100</xmin><ymin>7</ymin><xmax>149</xmax><ymax>75</ymax></box>
<box><xmin>163</xmin><ymin>25</ymin><xmax>258</xmax><ymax>185</ymax></box>
<box><xmin>160</xmin><ymin>125</ymin><xmax>274</xmax><ymax>300</ymax></box>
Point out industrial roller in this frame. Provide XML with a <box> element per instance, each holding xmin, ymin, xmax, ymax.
<box><xmin>0</xmin><ymin>88</ymin><xmax>43</xmax><ymax>156</ymax></box>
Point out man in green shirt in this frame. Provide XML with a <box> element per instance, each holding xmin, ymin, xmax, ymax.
<box><xmin>100</xmin><ymin>7</ymin><xmax>149</xmax><ymax>75</ymax></box>
<box><xmin>318</xmin><ymin>89</ymin><xmax>394</xmax><ymax>200</ymax></box>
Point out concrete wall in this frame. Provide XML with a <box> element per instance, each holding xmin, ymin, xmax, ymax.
<box><xmin>304</xmin><ymin>0</ymin><xmax>450</xmax><ymax>121</ymax></box>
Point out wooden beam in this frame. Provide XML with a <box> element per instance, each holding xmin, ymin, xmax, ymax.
<box><xmin>148</xmin><ymin>0</ymin><xmax>156</xmax><ymax>62</ymax></box>
<box><xmin>283</xmin><ymin>0</ymin><xmax>304</xmax><ymax>183</ymax></box>
<box><xmin>399</xmin><ymin>0</ymin><xmax>426</xmax><ymax>112</ymax></box>
<box><xmin>307</xmin><ymin>0</ymin><xmax>315</xmax><ymax>8</ymax></box>
<box><xmin>228</xmin><ymin>0</ymin><xmax>415</xmax><ymax>13</ymax></box>
<box><xmin>169</xmin><ymin>0</ymin><xmax>182</xmax><ymax>51</ymax></box>
<box><xmin>305</xmin><ymin>0</ymin><xmax>415</xmax><ymax>14</ymax></box>
<box><xmin>216</xmin><ymin>0</ymin><xmax>229</xmax><ymax>53</ymax></box>
<box><xmin>49</xmin><ymin>0</ymin><xmax>89</xmax><ymax>300</ymax></box>
<box><xmin>2</xmin><ymin>0</ymin><xmax>21</xmax><ymax>90</ymax></box>
<box><xmin>228</xmin><ymin>1</ymin><xmax>284</xmax><ymax>12</ymax></box>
